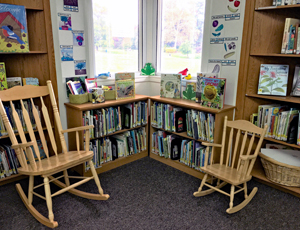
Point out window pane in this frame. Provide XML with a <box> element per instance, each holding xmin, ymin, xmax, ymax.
<box><xmin>160</xmin><ymin>0</ymin><xmax>205</xmax><ymax>74</ymax></box>
<box><xmin>92</xmin><ymin>0</ymin><xmax>139</xmax><ymax>74</ymax></box>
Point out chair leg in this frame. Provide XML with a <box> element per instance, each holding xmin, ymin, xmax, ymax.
<box><xmin>244</xmin><ymin>182</ymin><xmax>248</xmax><ymax>199</ymax></box>
<box><xmin>89</xmin><ymin>160</ymin><xmax>104</xmax><ymax>195</ymax></box>
<box><xmin>229</xmin><ymin>184</ymin><xmax>235</xmax><ymax>209</ymax></box>
<box><xmin>28</xmin><ymin>175</ymin><xmax>34</xmax><ymax>205</ymax></box>
<box><xmin>63</xmin><ymin>170</ymin><xmax>70</xmax><ymax>186</ymax></box>
<box><xmin>44</xmin><ymin>177</ymin><xmax>54</xmax><ymax>223</ymax></box>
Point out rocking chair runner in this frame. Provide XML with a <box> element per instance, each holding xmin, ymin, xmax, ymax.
<box><xmin>193</xmin><ymin>116</ymin><xmax>267</xmax><ymax>214</ymax></box>
<box><xmin>0</xmin><ymin>81</ymin><xmax>109</xmax><ymax>228</ymax></box>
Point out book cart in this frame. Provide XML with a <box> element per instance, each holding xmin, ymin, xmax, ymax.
<box><xmin>0</xmin><ymin>0</ymin><xmax>58</xmax><ymax>186</ymax></box>
<box><xmin>236</xmin><ymin>0</ymin><xmax>300</xmax><ymax>197</ymax></box>
<box><xmin>149</xmin><ymin>96</ymin><xmax>235</xmax><ymax>179</ymax></box>
<box><xmin>65</xmin><ymin>95</ymin><xmax>149</xmax><ymax>177</ymax></box>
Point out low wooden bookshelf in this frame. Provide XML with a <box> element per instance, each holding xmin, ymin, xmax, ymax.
<box><xmin>65</xmin><ymin>95</ymin><xmax>149</xmax><ymax>176</ymax></box>
<box><xmin>149</xmin><ymin>96</ymin><xmax>235</xmax><ymax>180</ymax></box>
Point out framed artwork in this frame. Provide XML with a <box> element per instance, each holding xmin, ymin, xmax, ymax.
<box><xmin>115</xmin><ymin>80</ymin><xmax>135</xmax><ymax>100</ymax></box>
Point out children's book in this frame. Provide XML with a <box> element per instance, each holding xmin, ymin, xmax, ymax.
<box><xmin>160</xmin><ymin>74</ymin><xmax>181</xmax><ymax>99</ymax></box>
<box><xmin>23</xmin><ymin>77</ymin><xmax>39</xmax><ymax>86</ymax></box>
<box><xmin>7</xmin><ymin>77</ymin><xmax>22</xmax><ymax>88</ymax></box>
<box><xmin>0</xmin><ymin>63</ymin><xmax>7</xmax><ymax>90</ymax></box>
<box><xmin>0</xmin><ymin>4</ymin><xmax>29</xmax><ymax>53</ymax></box>
<box><xmin>116</xmin><ymin>79</ymin><xmax>135</xmax><ymax>100</ymax></box>
<box><xmin>291</xmin><ymin>65</ymin><xmax>300</xmax><ymax>96</ymax></box>
<box><xmin>199</xmin><ymin>77</ymin><xmax>226</xmax><ymax>109</ymax></box>
<box><xmin>257</xmin><ymin>64</ymin><xmax>288</xmax><ymax>96</ymax></box>
<box><xmin>115</xmin><ymin>72</ymin><xmax>135</xmax><ymax>81</ymax></box>
<box><xmin>183</xmin><ymin>82</ymin><xmax>196</xmax><ymax>101</ymax></box>
<box><xmin>65</xmin><ymin>76</ymin><xmax>87</xmax><ymax>97</ymax></box>
<box><xmin>196</xmin><ymin>73</ymin><xmax>218</xmax><ymax>103</ymax></box>
<box><xmin>85</xmin><ymin>78</ymin><xmax>97</xmax><ymax>93</ymax></box>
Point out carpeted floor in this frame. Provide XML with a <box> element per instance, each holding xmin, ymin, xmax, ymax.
<box><xmin>0</xmin><ymin>157</ymin><xmax>299</xmax><ymax>230</ymax></box>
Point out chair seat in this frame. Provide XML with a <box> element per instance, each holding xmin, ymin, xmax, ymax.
<box><xmin>201</xmin><ymin>164</ymin><xmax>252</xmax><ymax>185</ymax></box>
<box><xmin>18</xmin><ymin>151</ymin><xmax>94</xmax><ymax>176</ymax></box>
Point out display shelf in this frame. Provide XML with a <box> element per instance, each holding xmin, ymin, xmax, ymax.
<box><xmin>149</xmin><ymin>96</ymin><xmax>235</xmax><ymax>179</ymax></box>
<box><xmin>236</xmin><ymin>0</ymin><xmax>300</xmax><ymax>196</ymax></box>
<box><xmin>65</xmin><ymin>95</ymin><xmax>149</xmax><ymax>176</ymax></box>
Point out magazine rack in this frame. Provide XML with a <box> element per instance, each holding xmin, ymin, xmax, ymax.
<box><xmin>193</xmin><ymin>116</ymin><xmax>267</xmax><ymax>213</ymax></box>
<box><xmin>0</xmin><ymin>81</ymin><xmax>109</xmax><ymax>228</ymax></box>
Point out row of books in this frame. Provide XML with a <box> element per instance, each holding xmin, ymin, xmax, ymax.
<box><xmin>0</xmin><ymin>100</ymin><xmax>39</xmax><ymax>136</ymax></box>
<box><xmin>85</xmin><ymin>127</ymin><xmax>147</xmax><ymax>171</ymax></box>
<box><xmin>251</xmin><ymin>104</ymin><xmax>300</xmax><ymax>144</ymax></box>
<box><xmin>0</xmin><ymin>140</ymin><xmax>46</xmax><ymax>178</ymax></box>
<box><xmin>273</xmin><ymin>0</ymin><xmax>300</xmax><ymax>6</ymax></box>
<box><xmin>281</xmin><ymin>18</ymin><xmax>300</xmax><ymax>55</ymax></box>
<box><xmin>151</xmin><ymin>102</ymin><xmax>215</xmax><ymax>142</ymax></box>
<box><xmin>151</xmin><ymin>131</ymin><xmax>212</xmax><ymax>171</ymax></box>
<box><xmin>83</xmin><ymin>101</ymin><xmax>148</xmax><ymax>139</ymax></box>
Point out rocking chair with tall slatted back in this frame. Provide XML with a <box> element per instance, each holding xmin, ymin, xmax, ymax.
<box><xmin>0</xmin><ymin>81</ymin><xmax>109</xmax><ymax>228</ymax></box>
<box><xmin>193</xmin><ymin>116</ymin><xmax>267</xmax><ymax>214</ymax></box>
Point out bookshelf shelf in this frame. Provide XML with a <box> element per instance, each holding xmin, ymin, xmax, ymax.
<box><xmin>65</xmin><ymin>95</ymin><xmax>149</xmax><ymax>177</ymax></box>
<box><xmin>0</xmin><ymin>174</ymin><xmax>27</xmax><ymax>186</ymax></box>
<box><xmin>236</xmin><ymin>0</ymin><xmax>300</xmax><ymax>196</ymax></box>
<box><xmin>1</xmin><ymin>51</ymin><xmax>48</xmax><ymax>54</ymax></box>
<box><xmin>149</xmin><ymin>96</ymin><xmax>235</xmax><ymax>179</ymax></box>
<box><xmin>246</xmin><ymin>94</ymin><xmax>300</xmax><ymax>104</ymax></box>
<box><xmin>151</xmin><ymin>125</ymin><xmax>210</xmax><ymax>143</ymax></box>
<box><xmin>0</xmin><ymin>127</ymin><xmax>51</xmax><ymax>139</ymax></box>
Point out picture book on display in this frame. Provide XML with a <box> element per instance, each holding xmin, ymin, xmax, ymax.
<box><xmin>291</xmin><ymin>65</ymin><xmax>300</xmax><ymax>96</ymax></box>
<box><xmin>115</xmin><ymin>72</ymin><xmax>135</xmax><ymax>81</ymax></box>
<box><xmin>85</xmin><ymin>78</ymin><xmax>97</xmax><ymax>93</ymax></box>
<box><xmin>7</xmin><ymin>77</ymin><xmax>21</xmax><ymax>88</ymax></box>
<box><xmin>23</xmin><ymin>77</ymin><xmax>39</xmax><ymax>86</ymax></box>
<box><xmin>199</xmin><ymin>77</ymin><xmax>226</xmax><ymax>109</ymax></box>
<box><xmin>182</xmin><ymin>82</ymin><xmax>196</xmax><ymax>101</ymax></box>
<box><xmin>160</xmin><ymin>74</ymin><xmax>181</xmax><ymax>99</ymax></box>
<box><xmin>67</xmin><ymin>80</ymin><xmax>85</xmax><ymax>95</ymax></box>
<box><xmin>257</xmin><ymin>64</ymin><xmax>288</xmax><ymax>96</ymax></box>
<box><xmin>0</xmin><ymin>4</ymin><xmax>29</xmax><ymax>53</ymax></box>
<box><xmin>116</xmin><ymin>80</ymin><xmax>135</xmax><ymax>100</ymax></box>
<box><xmin>0</xmin><ymin>62</ymin><xmax>7</xmax><ymax>90</ymax></box>
<box><xmin>196</xmin><ymin>73</ymin><xmax>218</xmax><ymax>103</ymax></box>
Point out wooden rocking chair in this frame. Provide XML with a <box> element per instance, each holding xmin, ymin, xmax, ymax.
<box><xmin>193</xmin><ymin>116</ymin><xmax>267</xmax><ymax>214</ymax></box>
<box><xmin>0</xmin><ymin>81</ymin><xmax>109</xmax><ymax>228</ymax></box>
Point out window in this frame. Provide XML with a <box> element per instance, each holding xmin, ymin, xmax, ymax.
<box><xmin>157</xmin><ymin>0</ymin><xmax>206</xmax><ymax>74</ymax></box>
<box><xmin>92</xmin><ymin>0</ymin><xmax>141</xmax><ymax>75</ymax></box>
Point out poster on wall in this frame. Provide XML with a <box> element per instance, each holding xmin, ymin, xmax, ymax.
<box><xmin>58</xmin><ymin>13</ymin><xmax>72</xmax><ymax>30</ymax></box>
<box><xmin>64</xmin><ymin>0</ymin><xmax>79</xmax><ymax>12</ymax></box>
<box><xmin>74</xmin><ymin>60</ymin><xmax>87</xmax><ymax>75</ymax></box>
<box><xmin>60</xmin><ymin>45</ymin><xmax>73</xmax><ymax>61</ymax></box>
<box><xmin>73</xmin><ymin>30</ymin><xmax>84</xmax><ymax>46</ymax></box>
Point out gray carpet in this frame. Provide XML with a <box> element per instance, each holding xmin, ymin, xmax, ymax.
<box><xmin>0</xmin><ymin>157</ymin><xmax>299</xmax><ymax>230</ymax></box>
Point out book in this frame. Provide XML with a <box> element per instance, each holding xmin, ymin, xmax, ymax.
<box><xmin>0</xmin><ymin>4</ymin><xmax>29</xmax><ymax>53</ymax></box>
<box><xmin>291</xmin><ymin>65</ymin><xmax>300</xmax><ymax>96</ymax></box>
<box><xmin>257</xmin><ymin>64</ymin><xmax>288</xmax><ymax>96</ymax></box>
<box><xmin>199</xmin><ymin>77</ymin><xmax>226</xmax><ymax>109</ymax></box>
<box><xmin>85</xmin><ymin>78</ymin><xmax>97</xmax><ymax>93</ymax></box>
<box><xmin>23</xmin><ymin>77</ymin><xmax>39</xmax><ymax>86</ymax></box>
<box><xmin>281</xmin><ymin>18</ymin><xmax>300</xmax><ymax>54</ymax></box>
<box><xmin>7</xmin><ymin>77</ymin><xmax>22</xmax><ymax>88</ymax></box>
<box><xmin>115</xmin><ymin>72</ymin><xmax>135</xmax><ymax>81</ymax></box>
<box><xmin>196</xmin><ymin>73</ymin><xmax>218</xmax><ymax>103</ymax></box>
<box><xmin>65</xmin><ymin>76</ymin><xmax>87</xmax><ymax>97</ymax></box>
<box><xmin>182</xmin><ymin>82</ymin><xmax>196</xmax><ymax>101</ymax></box>
<box><xmin>70</xmin><ymin>81</ymin><xmax>85</xmax><ymax>95</ymax></box>
<box><xmin>0</xmin><ymin>63</ymin><xmax>7</xmax><ymax>90</ymax></box>
<box><xmin>160</xmin><ymin>74</ymin><xmax>181</xmax><ymax>99</ymax></box>
<box><xmin>116</xmin><ymin>79</ymin><xmax>135</xmax><ymax>100</ymax></box>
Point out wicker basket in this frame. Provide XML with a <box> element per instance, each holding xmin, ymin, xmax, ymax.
<box><xmin>69</xmin><ymin>93</ymin><xmax>89</xmax><ymax>104</ymax></box>
<box><xmin>259</xmin><ymin>152</ymin><xmax>300</xmax><ymax>187</ymax></box>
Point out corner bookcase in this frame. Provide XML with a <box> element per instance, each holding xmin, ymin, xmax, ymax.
<box><xmin>149</xmin><ymin>96</ymin><xmax>235</xmax><ymax>179</ymax></box>
<box><xmin>0</xmin><ymin>0</ymin><xmax>58</xmax><ymax>186</ymax></box>
<box><xmin>65</xmin><ymin>95</ymin><xmax>149</xmax><ymax>177</ymax></box>
<box><xmin>236</xmin><ymin>0</ymin><xmax>300</xmax><ymax>197</ymax></box>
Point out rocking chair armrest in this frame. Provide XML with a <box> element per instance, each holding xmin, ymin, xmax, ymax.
<box><xmin>61</xmin><ymin>125</ymin><xmax>94</xmax><ymax>134</ymax></box>
<box><xmin>11</xmin><ymin>141</ymin><xmax>35</xmax><ymax>150</ymax></box>
<box><xmin>201</xmin><ymin>142</ymin><xmax>222</xmax><ymax>148</ymax></box>
<box><xmin>240</xmin><ymin>155</ymin><xmax>256</xmax><ymax>161</ymax></box>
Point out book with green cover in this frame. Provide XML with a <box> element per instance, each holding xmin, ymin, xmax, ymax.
<box><xmin>0</xmin><ymin>63</ymin><xmax>8</xmax><ymax>90</ymax></box>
